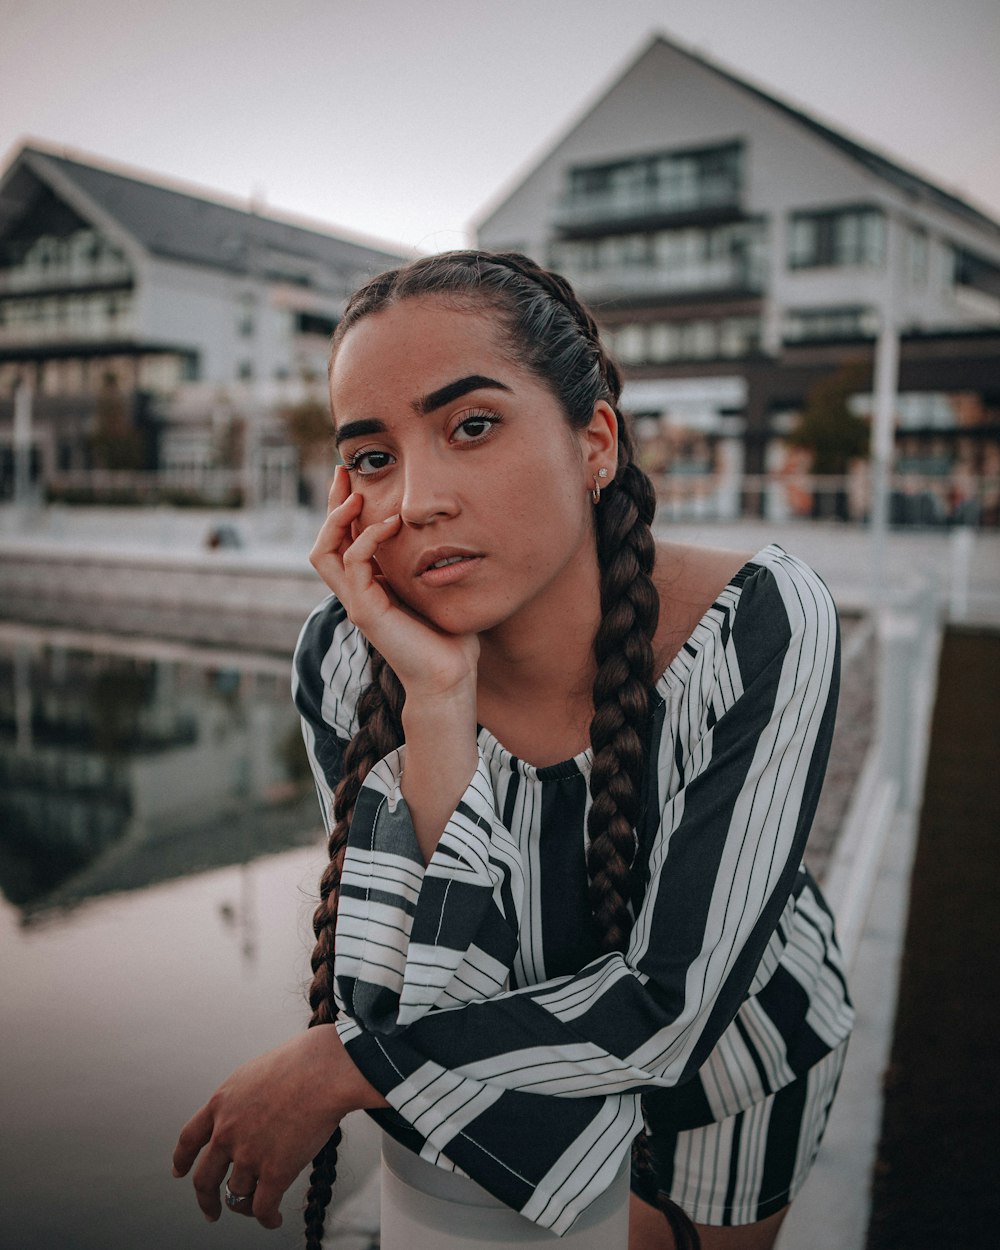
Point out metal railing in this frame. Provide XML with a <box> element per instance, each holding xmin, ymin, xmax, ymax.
<box><xmin>648</xmin><ymin>471</ymin><xmax>1000</xmax><ymax>529</ymax></box>
<box><xmin>4</xmin><ymin>467</ymin><xmax>998</xmax><ymax>530</ymax></box>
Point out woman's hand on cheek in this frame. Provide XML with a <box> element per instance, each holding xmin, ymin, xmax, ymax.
<box><xmin>310</xmin><ymin>469</ymin><xmax>479</xmax><ymax>699</ymax></box>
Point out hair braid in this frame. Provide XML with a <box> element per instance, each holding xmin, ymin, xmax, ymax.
<box><xmin>586</xmin><ymin>460</ymin><xmax>658</xmax><ymax>953</ymax></box>
<box><xmin>303</xmin><ymin>649</ymin><xmax>404</xmax><ymax>1250</ymax></box>
<box><xmin>540</xmin><ymin>275</ymin><xmax>700</xmax><ymax>1249</ymax></box>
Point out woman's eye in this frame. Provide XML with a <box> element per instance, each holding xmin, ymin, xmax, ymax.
<box><xmin>453</xmin><ymin>411</ymin><xmax>500</xmax><ymax>443</ymax></box>
<box><xmin>344</xmin><ymin>449</ymin><xmax>394</xmax><ymax>476</ymax></box>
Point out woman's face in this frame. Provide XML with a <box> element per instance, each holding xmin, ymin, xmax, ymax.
<box><xmin>329</xmin><ymin>296</ymin><xmax>616</xmax><ymax>638</ymax></box>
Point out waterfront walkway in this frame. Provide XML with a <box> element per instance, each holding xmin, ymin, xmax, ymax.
<box><xmin>865</xmin><ymin>627</ymin><xmax>1000</xmax><ymax>1250</ymax></box>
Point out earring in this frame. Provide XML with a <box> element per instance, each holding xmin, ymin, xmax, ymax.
<box><xmin>591</xmin><ymin>467</ymin><xmax>609</xmax><ymax>504</ymax></box>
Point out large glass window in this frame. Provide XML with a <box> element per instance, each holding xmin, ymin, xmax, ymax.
<box><xmin>788</xmin><ymin>207</ymin><xmax>885</xmax><ymax>268</ymax></box>
<box><xmin>564</xmin><ymin>142</ymin><xmax>742</xmax><ymax>218</ymax></box>
<box><xmin>550</xmin><ymin>221</ymin><xmax>765</xmax><ymax>293</ymax></box>
<box><xmin>607</xmin><ymin>316</ymin><xmax>761</xmax><ymax>364</ymax></box>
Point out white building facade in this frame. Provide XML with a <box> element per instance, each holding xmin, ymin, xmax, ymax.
<box><xmin>0</xmin><ymin>144</ymin><xmax>406</xmax><ymax>501</ymax></box>
<box><xmin>477</xmin><ymin>36</ymin><xmax>1000</xmax><ymax>523</ymax></box>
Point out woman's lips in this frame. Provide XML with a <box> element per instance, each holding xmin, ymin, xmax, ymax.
<box><xmin>417</xmin><ymin>553</ymin><xmax>484</xmax><ymax>587</ymax></box>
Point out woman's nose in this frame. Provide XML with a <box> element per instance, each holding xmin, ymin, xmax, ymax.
<box><xmin>398</xmin><ymin>459</ymin><xmax>459</xmax><ymax>526</ymax></box>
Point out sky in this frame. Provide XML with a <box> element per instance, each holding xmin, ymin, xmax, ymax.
<box><xmin>2</xmin><ymin>0</ymin><xmax>1000</xmax><ymax>256</ymax></box>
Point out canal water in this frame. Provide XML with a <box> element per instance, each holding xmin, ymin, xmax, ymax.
<box><xmin>0</xmin><ymin>623</ymin><xmax>380</xmax><ymax>1250</ymax></box>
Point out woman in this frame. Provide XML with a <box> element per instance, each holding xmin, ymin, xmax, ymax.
<box><xmin>173</xmin><ymin>251</ymin><xmax>853</xmax><ymax>1249</ymax></box>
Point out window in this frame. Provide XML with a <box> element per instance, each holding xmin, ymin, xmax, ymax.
<box><xmin>907</xmin><ymin>229</ymin><xmax>929</xmax><ymax>286</ymax></box>
<box><xmin>565</xmin><ymin>142</ymin><xmax>742</xmax><ymax>216</ymax></box>
<box><xmin>783</xmin><ymin>306</ymin><xmax>879</xmax><ymax>342</ymax></box>
<box><xmin>606</xmin><ymin>316</ymin><xmax>761</xmax><ymax>364</ymax></box>
<box><xmin>648</xmin><ymin>323</ymin><xmax>680</xmax><ymax>362</ymax></box>
<box><xmin>952</xmin><ymin>246</ymin><xmax>1000</xmax><ymax>298</ymax></box>
<box><xmin>788</xmin><ymin>207</ymin><xmax>885</xmax><ymax>268</ymax></box>
<box><xmin>613</xmin><ymin>324</ymin><xmax>648</xmax><ymax>363</ymax></box>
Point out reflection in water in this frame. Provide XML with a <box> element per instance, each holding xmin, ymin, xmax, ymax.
<box><xmin>0</xmin><ymin>624</ymin><xmax>319</xmax><ymax>918</ymax></box>
<box><xmin>0</xmin><ymin>623</ymin><xmax>380</xmax><ymax>1250</ymax></box>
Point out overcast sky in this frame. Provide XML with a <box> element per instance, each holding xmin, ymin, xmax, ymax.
<box><xmin>2</xmin><ymin>0</ymin><xmax>999</xmax><ymax>255</ymax></box>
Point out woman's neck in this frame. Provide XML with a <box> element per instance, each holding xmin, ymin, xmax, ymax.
<box><xmin>474</xmin><ymin>547</ymin><xmax>603</xmax><ymax>764</ymax></box>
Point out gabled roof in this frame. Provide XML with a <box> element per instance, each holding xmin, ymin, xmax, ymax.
<box><xmin>685</xmin><ymin>36</ymin><xmax>1000</xmax><ymax>240</ymax></box>
<box><xmin>2</xmin><ymin>143</ymin><xmax>407</xmax><ymax>289</ymax></box>
<box><xmin>477</xmin><ymin>33</ymin><xmax>1000</xmax><ymax>241</ymax></box>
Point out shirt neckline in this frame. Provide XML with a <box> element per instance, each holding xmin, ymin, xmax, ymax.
<box><xmin>477</xmin><ymin>544</ymin><xmax>781</xmax><ymax>779</ymax></box>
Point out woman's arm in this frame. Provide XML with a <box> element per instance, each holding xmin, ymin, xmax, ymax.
<box><xmin>173</xmin><ymin>471</ymin><xmax>486</xmax><ymax>1228</ymax></box>
<box><xmin>310</xmin><ymin>466</ymin><xmax>481</xmax><ymax>860</ymax></box>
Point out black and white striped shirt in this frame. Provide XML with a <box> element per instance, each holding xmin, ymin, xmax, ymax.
<box><xmin>292</xmin><ymin>544</ymin><xmax>854</xmax><ymax>1234</ymax></box>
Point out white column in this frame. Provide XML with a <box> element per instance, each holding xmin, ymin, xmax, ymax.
<box><xmin>870</xmin><ymin>215</ymin><xmax>903</xmax><ymax>606</ymax></box>
<box><xmin>13</xmin><ymin>379</ymin><xmax>34</xmax><ymax>510</ymax></box>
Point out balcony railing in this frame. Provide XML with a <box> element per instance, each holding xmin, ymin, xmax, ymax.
<box><xmin>0</xmin><ymin>257</ymin><xmax>133</xmax><ymax>294</ymax></box>
<box><xmin>559</xmin><ymin>256</ymin><xmax>763</xmax><ymax>300</ymax></box>
<box><xmin>649</xmin><ymin>471</ymin><xmax>999</xmax><ymax>529</ymax></box>
<box><xmin>554</xmin><ymin>177</ymin><xmax>740</xmax><ymax>230</ymax></box>
<box><xmin>7</xmin><ymin>469</ymin><xmax>995</xmax><ymax>530</ymax></box>
<box><xmin>0</xmin><ymin>312</ymin><xmax>136</xmax><ymax>346</ymax></box>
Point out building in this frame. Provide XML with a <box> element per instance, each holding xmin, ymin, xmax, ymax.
<box><xmin>476</xmin><ymin>35</ymin><xmax>1000</xmax><ymax>524</ymax></box>
<box><xmin>0</xmin><ymin>143</ymin><xmax>406</xmax><ymax>503</ymax></box>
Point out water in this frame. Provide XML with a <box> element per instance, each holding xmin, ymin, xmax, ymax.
<box><xmin>0</xmin><ymin>624</ymin><xmax>380</xmax><ymax>1250</ymax></box>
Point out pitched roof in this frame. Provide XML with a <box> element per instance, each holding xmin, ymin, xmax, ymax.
<box><xmin>6</xmin><ymin>144</ymin><xmax>407</xmax><ymax>289</ymax></box>
<box><xmin>680</xmin><ymin>36</ymin><xmax>1000</xmax><ymax>240</ymax></box>
<box><xmin>478</xmin><ymin>33</ymin><xmax>1000</xmax><ymax>241</ymax></box>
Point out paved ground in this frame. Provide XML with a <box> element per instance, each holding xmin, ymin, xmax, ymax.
<box><xmin>865</xmin><ymin>628</ymin><xmax>1000</xmax><ymax>1250</ymax></box>
<box><xmin>2</xmin><ymin>507</ymin><xmax>999</xmax><ymax>627</ymax></box>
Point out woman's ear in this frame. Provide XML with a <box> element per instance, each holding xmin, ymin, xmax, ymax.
<box><xmin>581</xmin><ymin>400</ymin><xmax>619</xmax><ymax>476</ymax></box>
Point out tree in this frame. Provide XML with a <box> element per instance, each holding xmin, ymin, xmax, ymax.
<box><xmin>279</xmin><ymin>391</ymin><xmax>336</xmax><ymax>508</ymax></box>
<box><xmin>89</xmin><ymin>372</ymin><xmax>144</xmax><ymax>470</ymax></box>
<box><xmin>787</xmin><ymin>362</ymin><xmax>870</xmax><ymax>475</ymax></box>
<box><xmin>280</xmin><ymin>395</ymin><xmax>334</xmax><ymax>466</ymax></box>
<box><xmin>785</xmin><ymin>362</ymin><xmax>871</xmax><ymax>520</ymax></box>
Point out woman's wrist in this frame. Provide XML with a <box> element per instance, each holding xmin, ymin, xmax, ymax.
<box><xmin>399</xmin><ymin>685</ymin><xmax>479</xmax><ymax>861</ymax></box>
<box><xmin>312</xmin><ymin>1023</ymin><xmax>390</xmax><ymax>1115</ymax></box>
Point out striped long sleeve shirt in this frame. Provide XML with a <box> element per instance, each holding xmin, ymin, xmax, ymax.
<box><xmin>292</xmin><ymin>544</ymin><xmax>854</xmax><ymax>1235</ymax></box>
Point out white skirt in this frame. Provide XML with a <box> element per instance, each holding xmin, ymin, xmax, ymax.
<box><xmin>380</xmin><ymin>1134</ymin><xmax>630</xmax><ymax>1248</ymax></box>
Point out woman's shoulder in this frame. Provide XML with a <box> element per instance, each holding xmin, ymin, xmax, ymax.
<box><xmin>652</xmin><ymin>541</ymin><xmax>837</xmax><ymax>681</ymax></box>
<box><xmin>292</xmin><ymin>594</ymin><xmax>371</xmax><ymax>736</ymax></box>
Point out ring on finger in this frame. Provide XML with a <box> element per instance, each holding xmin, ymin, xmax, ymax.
<box><xmin>225</xmin><ymin>1182</ymin><xmax>256</xmax><ymax>1211</ymax></box>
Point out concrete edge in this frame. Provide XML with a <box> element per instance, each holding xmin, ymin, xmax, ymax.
<box><xmin>776</xmin><ymin>612</ymin><xmax>943</xmax><ymax>1250</ymax></box>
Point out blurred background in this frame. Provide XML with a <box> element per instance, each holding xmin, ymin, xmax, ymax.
<box><xmin>1</xmin><ymin>2</ymin><xmax>998</xmax><ymax>1248</ymax></box>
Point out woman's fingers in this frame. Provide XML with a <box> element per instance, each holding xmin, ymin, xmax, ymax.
<box><xmin>327</xmin><ymin>463</ymin><xmax>351</xmax><ymax>512</ymax></box>
<box><xmin>171</xmin><ymin>1104</ymin><xmax>213</xmax><ymax>1177</ymax></box>
<box><xmin>311</xmin><ymin>489</ymin><xmax>364</xmax><ymax>572</ymax></box>
<box><xmin>191</xmin><ymin>1140</ymin><xmax>233</xmax><ymax>1221</ymax></box>
<box><xmin>341</xmin><ymin>513</ymin><xmax>401</xmax><ymax>573</ymax></box>
<box><xmin>251</xmin><ymin>1175</ymin><xmax>287</xmax><ymax>1230</ymax></box>
<box><xmin>225</xmin><ymin>1166</ymin><xmax>259</xmax><ymax>1220</ymax></box>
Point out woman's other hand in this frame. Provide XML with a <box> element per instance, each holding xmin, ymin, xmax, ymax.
<box><xmin>171</xmin><ymin>1025</ymin><xmax>385</xmax><ymax>1229</ymax></box>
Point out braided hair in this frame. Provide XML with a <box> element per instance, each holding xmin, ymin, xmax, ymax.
<box><xmin>303</xmin><ymin>251</ymin><xmax>699</xmax><ymax>1249</ymax></box>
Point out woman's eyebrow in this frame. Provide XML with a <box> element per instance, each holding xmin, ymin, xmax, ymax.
<box><xmin>334</xmin><ymin>418</ymin><xmax>385</xmax><ymax>447</ymax></box>
<box><xmin>334</xmin><ymin>375</ymin><xmax>512</xmax><ymax>444</ymax></box>
<box><xmin>416</xmin><ymin>374</ymin><xmax>512</xmax><ymax>415</ymax></box>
